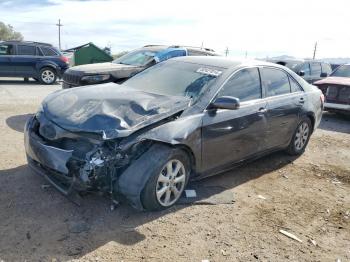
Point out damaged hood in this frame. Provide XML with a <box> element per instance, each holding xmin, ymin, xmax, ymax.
<box><xmin>41</xmin><ymin>83</ymin><xmax>190</xmax><ymax>139</ymax></box>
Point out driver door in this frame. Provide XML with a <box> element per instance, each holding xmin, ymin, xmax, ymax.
<box><xmin>201</xmin><ymin>67</ymin><xmax>268</xmax><ymax>173</ymax></box>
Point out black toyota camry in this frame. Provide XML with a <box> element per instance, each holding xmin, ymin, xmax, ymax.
<box><xmin>24</xmin><ymin>56</ymin><xmax>323</xmax><ymax>210</ymax></box>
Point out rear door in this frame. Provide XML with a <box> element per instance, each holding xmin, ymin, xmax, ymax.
<box><xmin>260</xmin><ymin>67</ymin><xmax>304</xmax><ymax>148</ymax></box>
<box><xmin>12</xmin><ymin>44</ymin><xmax>38</xmax><ymax>77</ymax></box>
<box><xmin>0</xmin><ymin>43</ymin><xmax>16</xmax><ymax>76</ymax></box>
<box><xmin>201</xmin><ymin>67</ymin><xmax>268</xmax><ymax>172</ymax></box>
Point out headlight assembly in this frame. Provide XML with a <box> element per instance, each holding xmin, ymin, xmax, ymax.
<box><xmin>81</xmin><ymin>74</ymin><xmax>110</xmax><ymax>84</ymax></box>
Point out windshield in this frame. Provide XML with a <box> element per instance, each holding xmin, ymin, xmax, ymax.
<box><xmin>331</xmin><ymin>65</ymin><xmax>350</xmax><ymax>77</ymax></box>
<box><xmin>113</xmin><ymin>49</ymin><xmax>157</xmax><ymax>66</ymax></box>
<box><xmin>123</xmin><ymin>60</ymin><xmax>223</xmax><ymax>100</ymax></box>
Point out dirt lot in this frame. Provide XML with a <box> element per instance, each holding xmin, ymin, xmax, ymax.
<box><xmin>0</xmin><ymin>78</ymin><xmax>349</xmax><ymax>262</ymax></box>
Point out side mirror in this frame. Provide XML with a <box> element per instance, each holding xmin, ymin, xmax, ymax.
<box><xmin>209</xmin><ymin>96</ymin><xmax>240</xmax><ymax>110</ymax></box>
<box><xmin>298</xmin><ymin>70</ymin><xmax>305</xmax><ymax>76</ymax></box>
<box><xmin>320</xmin><ymin>72</ymin><xmax>328</xmax><ymax>77</ymax></box>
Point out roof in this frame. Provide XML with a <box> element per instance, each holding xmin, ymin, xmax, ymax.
<box><xmin>170</xmin><ymin>56</ymin><xmax>278</xmax><ymax>69</ymax></box>
<box><xmin>1</xmin><ymin>40</ymin><xmax>52</xmax><ymax>47</ymax></box>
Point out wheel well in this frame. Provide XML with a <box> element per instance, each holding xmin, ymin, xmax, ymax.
<box><xmin>150</xmin><ymin>141</ymin><xmax>197</xmax><ymax>177</ymax></box>
<box><xmin>40</xmin><ymin>66</ymin><xmax>57</xmax><ymax>74</ymax></box>
<box><xmin>306</xmin><ymin>113</ymin><xmax>315</xmax><ymax>133</ymax></box>
<box><xmin>174</xmin><ymin>144</ymin><xmax>196</xmax><ymax>172</ymax></box>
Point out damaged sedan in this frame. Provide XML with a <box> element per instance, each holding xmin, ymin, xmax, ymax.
<box><xmin>25</xmin><ymin>57</ymin><xmax>323</xmax><ymax>211</ymax></box>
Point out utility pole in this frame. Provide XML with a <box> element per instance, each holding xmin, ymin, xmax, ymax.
<box><xmin>56</xmin><ymin>19</ymin><xmax>63</xmax><ymax>50</ymax></box>
<box><xmin>245</xmin><ymin>51</ymin><xmax>248</xmax><ymax>58</ymax></box>
<box><xmin>313</xmin><ymin>41</ymin><xmax>317</xmax><ymax>60</ymax></box>
<box><xmin>225</xmin><ymin>47</ymin><xmax>229</xmax><ymax>57</ymax></box>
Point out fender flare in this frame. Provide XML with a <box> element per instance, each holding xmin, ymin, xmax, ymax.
<box><xmin>117</xmin><ymin>143</ymin><xmax>173</xmax><ymax>210</ymax></box>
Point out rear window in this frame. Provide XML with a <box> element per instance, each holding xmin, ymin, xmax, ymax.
<box><xmin>17</xmin><ymin>45</ymin><xmax>36</xmax><ymax>55</ymax></box>
<box><xmin>41</xmin><ymin>46</ymin><xmax>58</xmax><ymax>56</ymax></box>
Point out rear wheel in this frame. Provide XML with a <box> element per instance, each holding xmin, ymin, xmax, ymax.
<box><xmin>141</xmin><ymin>148</ymin><xmax>190</xmax><ymax>211</ymax></box>
<box><xmin>286</xmin><ymin>117</ymin><xmax>312</xmax><ymax>155</ymax></box>
<box><xmin>39</xmin><ymin>67</ymin><xmax>57</xmax><ymax>85</ymax></box>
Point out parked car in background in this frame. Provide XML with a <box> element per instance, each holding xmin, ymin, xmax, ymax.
<box><xmin>314</xmin><ymin>64</ymin><xmax>350</xmax><ymax>115</ymax></box>
<box><xmin>62</xmin><ymin>45</ymin><xmax>218</xmax><ymax>89</ymax></box>
<box><xmin>25</xmin><ymin>57</ymin><xmax>323</xmax><ymax>210</ymax></box>
<box><xmin>0</xmin><ymin>41</ymin><xmax>69</xmax><ymax>84</ymax></box>
<box><xmin>269</xmin><ymin>58</ymin><xmax>332</xmax><ymax>84</ymax></box>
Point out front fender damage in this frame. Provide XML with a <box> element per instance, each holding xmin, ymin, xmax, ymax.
<box><xmin>26</xmin><ymin>110</ymin><xmax>200</xmax><ymax>210</ymax></box>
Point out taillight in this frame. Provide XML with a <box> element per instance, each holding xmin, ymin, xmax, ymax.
<box><xmin>60</xmin><ymin>56</ymin><xmax>69</xmax><ymax>64</ymax></box>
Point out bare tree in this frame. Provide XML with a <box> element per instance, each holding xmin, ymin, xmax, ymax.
<box><xmin>0</xmin><ymin>22</ymin><xmax>23</xmax><ymax>41</ymax></box>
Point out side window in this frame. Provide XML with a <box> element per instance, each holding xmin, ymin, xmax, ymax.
<box><xmin>17</xmin><ymin>45</ymin><xmax>36</xmax><ymax>56</ymax></box>
<box><xmin>0</xmin><ymin>44</ymin><xmax>14</xmax><ymax>55</ymax></box>
<box><xmin>321</xmin><ymin>63</ymin><xmax>332</xmax><ymax>75</ymax></box>
<box><xmin>289</xmin><ymin>77</ymin><xmax>302</xmax><ymax>92</ymax></box>
<box><xmin>310</xmin><ymin>63</ymin><xmax>321</xmax><ymax>77</ymax></box>
<box><xmin>36</xmin><ymin>47</ymin><xmax>43</xmax><ymax>56</ymax></box>
<box><xmin>218</xmin><ymin>68</ymin><xmax>261</xmax><ymax>102</ymax></box>
<box><xmin>300</xmin><ymin>63</ymin><xmax>311</xmax><ymax>76</ymax></box>
<box><xmin>41</xmin><ymin>47</ymin><xmax>58</xmax><ymax>56</ymax></box>
<box><xmin>261</xmin><ymin>67</ymin><xmax>290</xmax><ymax>97</ymax></box>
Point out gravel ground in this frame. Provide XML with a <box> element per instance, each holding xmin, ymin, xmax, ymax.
<box><xmin>0</xmin><ymin>78</ymin><xmax>349</xmax><ymax>262</ymax></box>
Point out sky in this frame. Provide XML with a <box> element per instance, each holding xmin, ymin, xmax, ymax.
<box><xmin>1</xmin><ymin>0</ymin><xmax>350</xmax><ymax>58</ymax></box>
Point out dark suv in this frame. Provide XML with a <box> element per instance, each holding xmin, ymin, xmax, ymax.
<box><xmin>62</xmin><ymin>45</ymin><xmax>218</xmax><ymax>89</ymax></box>
<box><xmin>0</xmin><ymin>41</ymin><xmax>69</xmax><ymax>84</ymax></box>
<box><xmin>269</xmin><ymin>59</ymin><xmax>332</xmax><ymax>84</ymax></box>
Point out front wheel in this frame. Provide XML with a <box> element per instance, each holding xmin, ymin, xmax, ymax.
<box><xmin>286</xmin><ymin>117</ymin><xmax>312</xmax><ymax>155</ymax></box>
<box><xmin>39</xmin><ymin>67</ymin><xmax>57</xmax><ymax>85</ymax></box>
<box><xmin>141</xmin><ymin>148</ymin><xmax>190</xmax><ymax>211</ymax></box>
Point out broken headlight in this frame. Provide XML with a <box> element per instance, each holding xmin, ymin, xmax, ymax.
<box><xmin>81</xmin><ymin>74</ymin><xmax>110</xmax><ymax>84</ymax></box>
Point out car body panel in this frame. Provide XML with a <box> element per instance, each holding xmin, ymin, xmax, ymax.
<box><xmin>62</xmin><ymin>46</ymin><xmax>218</xmax><ymax>89</ymax></box>
<box><xmin>314</xmin><ymin>72</ymin><xmax>350</xmax><ymax>113</ymax></box>
<box><xmin>0</xmin><ymin>41</ymin><xmax>69</xmax><ymax>78</ymax></box>
<box><xmin>24</xmin><ymin>56</ymin><xmax>323</xmax><ymax>209</ymax></box>
<box><xmin>42</xmin><ymin>84</ymin><xmax>190</xmax><ymax>139</ymax></box>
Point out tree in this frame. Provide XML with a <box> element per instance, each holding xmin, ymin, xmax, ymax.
<box><xmin>0</xmin><ymin>22</ymin><xmax>23</xmax><ymax>41</ymax></box>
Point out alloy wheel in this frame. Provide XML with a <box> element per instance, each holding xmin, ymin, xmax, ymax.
<box><xmin>294</xmin><ymin>122</ymin><xmax>310</xmax><ymax>151</ymax></box>
<box><xmin>156</xmin><ymin>159</ymin><xmax>186</xmax><ymax>207</ymax></box>
<box><xmin>41</xmin><ymin>70</ymin><xmax>55</xmax><ymax>84</ymax></box>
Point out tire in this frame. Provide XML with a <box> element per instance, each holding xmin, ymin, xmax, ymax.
<box><xmin>141</xmin><ymin>147</ymin><xmax>190</xmax><ymax>211</ymax></box>
<box><xmin>39</xmin><ymin>67</ymin><xmax>57</xmax><ymax>85</ymax></box>
<box><xmin>286</xmin><ymin>117</ymin><xmax>312</xmax><ymax>155</ymax></box>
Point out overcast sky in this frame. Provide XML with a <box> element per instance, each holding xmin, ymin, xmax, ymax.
<box><xmin>1</xmin><ymin>0</ymin><xmax>349</xmax><ymax>58</ymax></box>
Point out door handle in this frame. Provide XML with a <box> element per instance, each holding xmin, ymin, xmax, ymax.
<box><xmin>299</xmin><ymin>97</ymin><xmax>305</xmax><ymax>104</ymax></box>
<box><xmin>258</xmin><ymin>107</ymin><xmax>267</xmax><ymax>113</ymax></box>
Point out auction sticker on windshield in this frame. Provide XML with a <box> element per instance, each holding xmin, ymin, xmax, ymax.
<box><xmin>196</xmin><ymin>67</ymin><xmax>222</xmax><ymax>77</ymax></box>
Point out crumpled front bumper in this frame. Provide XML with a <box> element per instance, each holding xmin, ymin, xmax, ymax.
<box><xmin>24</xmin><ymin>117</ymin><xmax>89</xmax><ymax>200</ymax></box>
